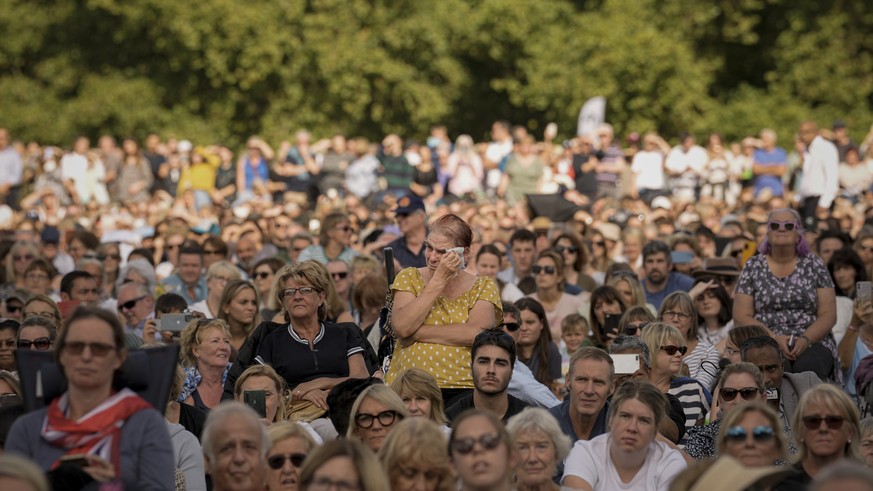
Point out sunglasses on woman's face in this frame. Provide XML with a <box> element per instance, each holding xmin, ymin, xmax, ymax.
<box><xmin>498</xmin><ymin>322</ymin><xmax>520</xmax><ymax>332</ymax></box>
<box><xmin>720</xmin><ymin>387</ymin><xmax>760</xmax><ymax>402</ymax></box>
<box><xmin>531</xmin><ymin>265</ymin><xmax>556</xmax><ymax>275</ymax></box>
<box><xmin>624</xmin><ymin>322</ymin><xmax>648</xmax><ymax>335</ymax></box>
<box><xmin>17</xmin><ymin>337</ymin><xmax>51</xmax><ymax>350</ymax></box>
<box><xmin>802</xmin><ymin>415</ymin><xmax>845</xmax><ymax>430</ymax></box>
<box><xmin>768</xmin><ymin>220</ymin><xmax>798</xmax><ymax>231</ymax></box>
<box><xmin>267</xmin><ymin>453</ymin><xmax>306</xmax><ymax>470</ymax></box>
<box><xmin>451</xmin><ymin>432</ymin><xmax>502</xmax><ymax>455</ymax></box>
<box><xmin>659</xmin><ymin>345</ymin><xmax>688</xmax><ymax>356</ymax></box>
<box><xmin>725</xmin><ymin>425</ymin><xmax>775</xmax><ymax>444</ymax></box>
<box><xmin>554</xmin><ymin>246</ymin><xmax>579</xmax><ymax>254</ymax></box>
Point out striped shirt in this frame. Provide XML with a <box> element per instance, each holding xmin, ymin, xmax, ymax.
<box><xmin>669</xmin><ymin>377</ymin><xmax>712</xmax><ymax>447</ymax></box>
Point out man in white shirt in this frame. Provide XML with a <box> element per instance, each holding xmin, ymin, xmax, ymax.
<box><xmin>0</xmin><ymin>129</ymin><xmax>22</xmax><ymax>207</ymax></box>
<box><xmin>798</xmin><ymin>120</ymin><xmax>839</xmax><ymax>230</ymax></box>
<box><xmin>665</xmin><ymin>132</ymin><xmax>708</xmax><ymax>203</ymax></box>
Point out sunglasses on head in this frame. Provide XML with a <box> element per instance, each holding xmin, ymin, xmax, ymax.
<box><xmin>17</xmin><ymin>337</ymin><xmax>51</xmax><ymax>350</ymax></box>
<box><xmin>451</xmin><ymin>432</ymin><xmax>502</xmax><ymax>455</ymax></box>
<box><xmin>267</xmin><ymin>453</ymin><xmax>307</xmax><ymax>470</ymax></box>
<box><xmin>725</xmin><ymin>425</ymin><xmax>775</xmax><ymax>444</ymax></box>
<box><xmin>802</xmin><ymin>415</ymin><xmax>845</xmax><ymax>430</ymax></box>
<box><xmin>768</xmin><ymin>221</ymin><xmax>798</xmax><ymax>232</ymax></box>
<box><xmin>720</xmin><ymin>387</ymin><xmax>760</xmax><ymax>402</ymax></box>
<box><xmin>555</xmin><ymin>246</ymin><xmax>579</xmax><ymax>254</ymax></box>
<box><xmin>660</xmin><ymin>345</ymin><xmax>688</xmax><ymax>356</ymax></box>
<box><xmin>531</xmin><ymin>265</ymin><xmax>556</xmax><ymax>275</ymax></box>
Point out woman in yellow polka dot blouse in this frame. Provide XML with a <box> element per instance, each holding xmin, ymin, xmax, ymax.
<box><xmin>386</xmin><ymin>213</ymin><xmax>503</xmax><ymax>404</ymax></box>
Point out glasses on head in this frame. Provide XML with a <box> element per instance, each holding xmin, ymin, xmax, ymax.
<box><xmin>554</xmin><ymin>246</ymin><xmax>579</xmax><ymax>254</ymax></box>
<box><xmin>354</xmin><ymin>410</ymin><xmax>399</xmax><ymax>429</ymax></box>
<box><xmin>252</xmin><ymin>272</ymin><xmax>272</xmax><ymax>280</ymax></box>
<box><xmin>768</xmin><ymin>221</ymin><xmax>798</xmax><ymax>232</ymax></box>
<box><xmin>17</xmin><ymin>337</ymin><xmax>52</xmax><ymax>351</ymax></box>
<box><xmin>498</xmin><ymin>322</ymin><xmax>520</xmax><ymax>332</ymax></box>
<box><xmin>802</xmin><ymin>415</ymin><xmax>845</xmax><ymax>430</ymax></box>
<box><xmin>725</xmin><ymin>426</ymin><xmax>775</xmax><ymax>444</ymax></box>
<box><xmin>281</xmin><ymin>287</ymin><xmax>319</xmax><ymax>298</ymax></box>
<box><xmin>13</xmin><ymin>254</ymin><xmax>34</xmax><ymax>262</ymax></box>
<box><xmin>660</xmin><ymin>345</ymin><xmax>688</xmax><ymax>356</ymax></box>
<box><xmin>624</xmin><ymin>322</ymin><xmax>648</xmax><ymax>335</ymax></box>
<box><xmin>62</xmin><ymin>341</ymin><xmax>117</xmax><ymax>357</ymax></box>
<box><xmin>98</xmin><ymin>254</ymin><xmax>121</xmax><ymax>261</ymax></box>
<box><xmin>118</xmin><ymin>296</ymin><xmax>146</xmax><ymax>311</ymax></box>
<box><xmin>531</xmin><ymin>265</ymin><xmax>556</xmax><ymax>275</ymax></box>
<box><xmin>662</xmin><ymin>310</ymin><xmax>691</xmax><ymax>321</ymax></box>
<box><xmin>25</xmin><ymin>311</ymin><xmax>57</xmax><ymax>320</ymax></box>
<box><xmin>719</xmin><ymin>387</ymin><xmax>761</xmax><ymax>402</ymax></box>
<box><xmin>331</xmin><ymin>271</ymin><xmax>349</xmax><ymax>280</ymax></box>
<box><xmin>451</xmin><ymin>432</ymin><xmax>502</xmax><ymax>455</ymax></box>
<box><xmin>267</xmin><ymin>453</ymin><xmax>307</xmax><ymax>470</ymax></box>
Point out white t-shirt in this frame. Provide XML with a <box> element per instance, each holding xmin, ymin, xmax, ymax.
<box><xmin>562</xmin><ymin>433</ymin><xmax>686</xmax><ymax>491</ymax></box>
<box><xmin>630</xmin><ymin>150</ymin><xmax>665</xmax><ymax>190</ymax></box>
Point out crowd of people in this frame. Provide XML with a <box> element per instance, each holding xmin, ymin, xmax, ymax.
<box><xmin>2</xmin><ymin>118</ymin><xmax>873</xmax><ymax>490</ymax></box>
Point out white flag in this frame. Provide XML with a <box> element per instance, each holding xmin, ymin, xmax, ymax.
<box><xmin>577</xmin><ymin>96</ymin><xmax>606</xmax><ymax>136</ymax></box>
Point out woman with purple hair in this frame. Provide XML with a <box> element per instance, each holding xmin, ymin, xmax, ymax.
<box><xmin>733</xmin><ymin>208</ymin><xmax>839</xmax><ymax>383</ymax></box>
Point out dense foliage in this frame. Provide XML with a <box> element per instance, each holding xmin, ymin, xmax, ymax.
<box><xmin>2</xmin><ymin>0</ymin><xmax>872</xmax><ymax>146</ymax></box>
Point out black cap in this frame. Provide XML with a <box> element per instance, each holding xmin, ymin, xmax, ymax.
<box><xmin>40</xmin><ymin>226</ymin><xmax>60</xmax><ymax>244</ymax></box>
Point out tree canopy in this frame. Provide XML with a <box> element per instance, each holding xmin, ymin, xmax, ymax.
<box><xmin>2</xmin><ymin>0</ymin><xmax>872</xmax><ymax>147</ymax></box>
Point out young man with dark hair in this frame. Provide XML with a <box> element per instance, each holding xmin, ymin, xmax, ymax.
<box><xmin>498</xmin><ymin>229</ymin><xmax>538</xmax><ymax>294</ymax></box>
<box><xmin>161</xmin><ymin>245</ymin><xmax>207</xmax><ymax>305</ymax></box>
<box><xmin>445</xmin><ymin>329</ymin><xmax>529</xmax><ymax>423</ymax></box>
<box><xmin>641</xmin><ymin>240</ymin><xmax>694</xmax><ymax>309</ymax></box>
<box><xmin>59</xmin><ymin>271</ymin><xmax>99</xmax><ymax>305</ymax></box>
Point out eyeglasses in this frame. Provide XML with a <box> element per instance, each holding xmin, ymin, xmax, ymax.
<box><xmin>594</xmin><ymin>241</ymin><xmax>606</xmax><ymax>247</ymax></box>
<box><xmin>768</xmin><ymin>221</ymin><xmax>798</xmax><ymax>231</ymax></box>
<box><xmin>0</xmin><ymin>393</ymin><xmax>21</xmax><ymax>407</ymax></box>
<box><xmin>331</xmin><ymin>272</ymin><xmax>349</xmax><ymax>280</ymax></box>
<box><xmin>117</xmin><ymin>296</ymin><xmax>146</xmax><ymax>311</ymax></box>
<box><xmin>499</xmin><ymin>322</ymin><xmax>520</xmax><ymax>332</ymax></box>
<box><xmin>662</xmin><ymin>310</ymin><xmax>691</xmax><ymax>320</ymax></box>
<box><xmin>554</xmin><ymin>246</ymin><xmax>579</xmax><ymax>254</ymax></box>
<box><xmin>624</xmin><ymin>322</ymin><xmax>648</xmax><ymax>335</ymax></box>
<box><xmin>354</xmin><ymin>410</ymin><xmax>399</xmax><ymax>429</ymax></box>
<box><xmin>531</xmin><ymin>265</ymin><xmax>556</xmax><ymax>275</ymax></box>
<box><xmin>6</xmin><ymin>305</ymin><xmax>21</xmax><ymax>313</ymax></box>
<box><xmin>281</xmin><ymin>287</ymin><xmax>319</xmax><ymax>298</ymax></box>
<box><xmin>13</xmin><ymin>254</ymin><xmax>33</xmax><ymax>262</ymax></box>
<box><xmin>25</xmin><ymin>311</ymin><xmax>57</xmax><ymax>320</ymax></box>
<box><xmin>267</xmin><ymin>453</ymin><xmax>307</xmax><ymax>470</ymax></box>
<box><xmin>167</xmin><ymin>244</ymin><xmax>183</xmax><ymax>250</ymax></box>
<box><xmin>252</xmin><ymin>271</ymin><xmax>272</xmax><ymax>280</ymax></box>
<box><xmin>660</xmin><ymin>345</ymin><xmax>688</xmax><ymax>356</ymax></box>
<box><xmin>17</xmin><ymin>337</ymin><xmax>52</xmax><ymax>350</ymax></box>
<box><xmin>720</xmin><ymin>387</ymin><xmax>761</xmax><ymax>402</ymax></box>
<box><xmin>98</xmin><ymin>254</ymin><xmax>121</xmax><ymax>261</ymax></box>
<box><xmin>860</xmin><ymin>245</ymin><xmax>873</xmax><ymax>253</ymax></box>
<box><xmin>62</xmin><ymin>341</ymin><xmax>117</xmax><ymax>357</ymax></box>
<box><xmin>451</xmin><ymin>432</ymin><xmax>502</xmax><ymax>455</ymax></box>
<box><xmin>307</xmin><ymin>478</ymin><xmax>359</xmax><ymax>491</ymax></box>
<box><xmin>725</xmin><ymin>426</ymin><xmax>775</xmax><ymax>444</ymax></box>
<box><xmin>802</xmin><ymin>415</ymin><xmax>845</xmax><ymax>430</ymax></box>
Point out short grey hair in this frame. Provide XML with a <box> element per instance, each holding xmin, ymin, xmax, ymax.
<box><xmin>116</xmin><ymin>258</ymin><xmax>158</xmax><ymax>293</ymax></box>
<box><xmin>609</xmin><ymin>335</ymin><xmax>651</xmax><ymax>369</ymax></box>
<box><xmin>202</xmin><ymin>401</ymin><xmax>269</xmax><ymax>462</ymax></box>
<box><xmin>810</xmin><ymin>461</ymin><xmax>873</xmax><ymax>491</ymax></box>
<box><xmin>861</xmin><ymin>417</ymin><xmax>873</xmax><ymax>438</ymax></box>
<box><xmin>506</xmin><ymin>407</ymin><xmax>572</xmax><ymax>463</ymax></box>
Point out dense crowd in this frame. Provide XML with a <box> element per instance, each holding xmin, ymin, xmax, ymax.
<box><xmin>2</xmin><ymin>118</ymin><xmax>873</xmax><ymax>490</ymax></box>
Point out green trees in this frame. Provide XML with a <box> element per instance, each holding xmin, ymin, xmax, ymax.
<box><xmin>1</xmin><ymin>0</ymin><xmax>872</xmax><ymax>147</ymax></box>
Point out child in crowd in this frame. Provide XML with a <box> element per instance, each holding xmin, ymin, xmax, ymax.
<box><xmin>558</xmin><ymin>314</ymin><xmax>592</xmax><ymax>397</ymax></box>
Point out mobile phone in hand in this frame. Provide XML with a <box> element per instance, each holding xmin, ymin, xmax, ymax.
<box><xmin>858</xmin><ymin>281</ymin><xmax>872</xmax><ymax>306</ymax></box>
<box><xmin>244</xmin><ymin>390</ymin><xmax>267</xmax><ymax>418</ymax></box>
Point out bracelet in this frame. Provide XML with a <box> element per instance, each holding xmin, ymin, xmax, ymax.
<box><xmin>799</xmin><ymin>334</ymin><xmax>813</xmax><ymax>347</ymax></box>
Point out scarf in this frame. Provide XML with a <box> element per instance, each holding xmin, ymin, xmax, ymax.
<box><xmin>178</xmin><ymin>364</ymin><xmax>231</xmax><ymax>402</ymax></box>
<box><xmin>42</xmin><ymin>388</ymin><xmax>151</xmax><ymax>474</ymax></box>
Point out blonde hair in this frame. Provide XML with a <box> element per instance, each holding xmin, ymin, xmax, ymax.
<box><xmin>639</xmin><ymin>322</ymin><xmax>685</xmax><ymax>372</ymax></box>
<box><xmin>389</xmin><ymin>368</ymin><xmax>447</xmax><ymax>425</ymax></box>
<box><xmin>206</xmin><ymin>260</ymin><xmax>241</xmax><ymax>282</ymax></box>
<box><xmin>379</xmin><ymin>418</ymin><xmax>453</xmax><ymax>491</ymax></box>
<box><xmin>268</xmin><ymin>421</ymin><xmax>317</xmax><ymax>452</ymax></box>
<box><xmin>717</xmin><ymin>402</ymin><xmax>786</xmax><ymax>460</ymax></box>
<box><xmin>608</xmin><ymin>274</ymin><xmax>647</xmax><ymax>308</ymax></box>
<box><xmin>299</xmin><ymin>439</ymin><xmax>389</xmax><ymax>491</ymax></box>
<box><xmin>217</xmin><ymin>279</ymin><xmax>261</xmax><ymax>335</ymax></box>
<box><xmin>179</xmin><ymin>319</ymin><xmax>232</xmax><ymax>367</ymax></box>
<box><xmin>274</xmin><ymin>261</ymin><xmax>331</xmax><ymax>321</ymax></box>
<box><xmin>793</xmin><ymin>384</ymin><xmax>861</xmax><ymax>463</ymax></box>
<box><xmin>0</xmin><ymin>454</ymin><xmax>49</xmax><ymax>491</ymax></box>
<box><xmin>6</xmin><ymin>241</ymin><xmax>41</xmax><ymax>284</ymax></box>
<box><xmin>234</xmin><ymin>364</ymin><xmax>289</xmax><ymax>423</ymax></box>
<box><xmin>347</xmin><ymin>385</ymin><xmax>410</xmax><ymax>440</ymax></box>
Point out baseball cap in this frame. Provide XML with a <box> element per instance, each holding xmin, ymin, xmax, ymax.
<box><xmin>393</xmin><ymin>195</ymin><xmax>425</xmax><ymax>215</ymax></box>
<box><xmin>41</xmin><ymin>226</ymin><xmax>60</xmax><ymax>244</ymax></box>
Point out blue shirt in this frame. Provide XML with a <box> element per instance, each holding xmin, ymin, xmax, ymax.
<box><xmin>644</xmin><ymin>271</ymin><xmax>695</xmax><ymax>310</ymax></box>
<box><xmin>753</xmin><ymin>147</ymin><xmax>787</xmax><ymax>197</ymax></box>
<box><xmin>161</xmin><ymin>274</ymin><xmax>208</xmax><ymax>305</ymax></box>
<box><xmin>386</xmin><ymin>235</ymin><xmax>426</xmax><ymax>269</ymax></box>
<box><xmin>548</xmin><ymin>399</ymin><xmax>610</xmax><ymax>481</ymax></box>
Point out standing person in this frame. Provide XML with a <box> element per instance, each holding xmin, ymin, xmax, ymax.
<box><xmin>379</xmin><ymin>134</ymin><xmax>414</xmax><ymax>197</ymax></box>
<box><xmin>0</xmin><ymin>129</ymin><xmax>23</xmax><ymax>207</ymax></box>
<box><xmin>641</xmin><ymin>241</ymin><xmax>694</xmax><ymax>310</ymax></box>
<box><xmin>561</xmin><ymin>380</ymin><xmax>687</xmax><ymax>490</ymax></box>
<box><xmin>733</xmin><ymin>208</ymin><xmax>839</xmax><ymax>383</ymax></box>
<box><xmin>115</xmin><ymin>138</ymin><xmax>154</xmax><ymax>204</ymax></box>
<box><xmin>594</xmin><ymin>123</ymin><xmax>626</xmax><ymax>198</ymax></box>
<box><xmin>498</xmin><ymin>135</ymin><xmax>545</xmax><ymax>207</ymax></box>
<box><xmin>386</xmin><ymin>214</ymin><xmax>502</xmax><ymax>404</ymax></box>
<box><xmin>797</xmin><ymin>121</ymin><xmax>840</xmax><ymax>230</ymax></box>
<box><xmin>5</xmin><ymin>307</ymin><xmax>174</xmax><ymax>490</ymax></box>
<box><xmin>386</xmin><ymin>195</ymin><xmax>428</xmax><ymax>269</ymax></box>
<box><xmin>630</xmin><ymin>132</ymin><xmax>670</xmax><ymax>204</ymax></box>
<box><xmin>753</xmin><ymin>129</ymin><xmax>788</xmax><ymax>200</ymax></box>
<box><xmin>665</xmin><ymin>132</ymin><xmax>707</xmax><ymax>204</ymax></box>
<box><xmin>446</xmin><ymin>134</ymin><xmax>484</xmax><ymax>198</ymax></box>
<box><xmin>202</xmin><ymin>402</ymin><xmax>269</xmax><ymax>491</ymax></box>
<box><xmin>445</xmin><ymin>329</ymin><xmax>530</xmax><ymax>423</ymax></box>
